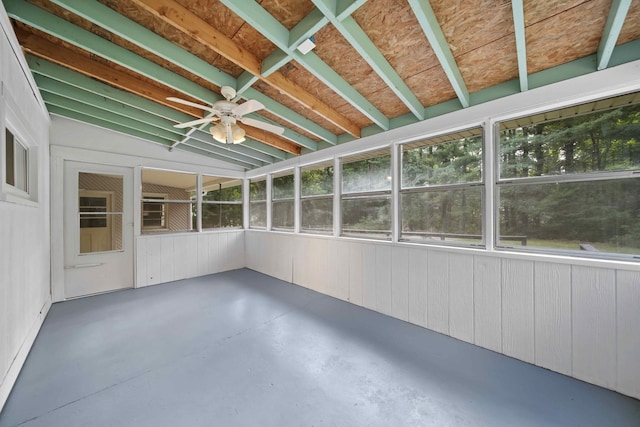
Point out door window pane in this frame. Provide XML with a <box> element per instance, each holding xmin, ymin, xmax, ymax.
<box><xmin>78</xmin><ymin>173</ymin><xmax>123</xmax><ymax>253</ymax></box>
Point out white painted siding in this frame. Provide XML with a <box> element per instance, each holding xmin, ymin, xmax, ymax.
<box><xmin>136</xmin><ymin>231</ymin><xmax>245</xmax><ymax>287</ymax></box>
<box><xmin>245</xmin><ymin>231</ymin><xmax>640</xmax><ymax>400</ymax></box>
<box><xmin>0</xmin><ymin>10</ymin><xmax>51</xmax><ymax>411</ymax></box>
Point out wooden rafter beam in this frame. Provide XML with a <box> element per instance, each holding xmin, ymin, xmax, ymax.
<box><xmin>14</xmin><ymin>27</ymin><xmax>302</xmax><ymax>156</ymax></box>
<box><xmin>131</xmin><ymin>0</ymin><xmax>361</xmax><ymax>138</ymax></box>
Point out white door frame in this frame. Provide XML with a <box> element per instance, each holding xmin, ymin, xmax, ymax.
<box><xmin>63</xmin><ymin>161</ymin><xmax>134</xmax><ymax>299</ymax></box>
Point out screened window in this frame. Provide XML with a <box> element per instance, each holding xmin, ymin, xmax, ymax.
<box><xmin>497</xmin><ymin>92</ymin><xmax>640</xmax><ymax>258</ymax></box>
<box><xmin>141</xmin><ymin>169</ymin><xmax>195</xmax><ymax>234</ymax></box>
<box><xmin>200</xmin><ymin>176</ymin><xmax>243</xmax><ymax>229</ymax></box>
<box><xmin>271</xmin><ymin>170</ymin><xmax>294</xmax><ymax>231</ymax></box>
<box><xmin>300</xmin><ymin>160</ymin><xmax>334</xmax><ymax>234</ymax></box>
<box><xmin>249</xmin><ymin>177</ymin><xmax>267</xmax><ymax>228</ymax></box>
<box><xmin>341</xmin><ymin>149</ymin><xmax>391</xmax><ymax>239</ymax></box>
<box><xmin>400</xmin><ymin>128</ymin><xmax>483</xmax><ymax>246</ymax></box>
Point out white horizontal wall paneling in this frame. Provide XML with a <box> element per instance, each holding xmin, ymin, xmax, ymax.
<box><xmin>616</xmin><ymin>270</ymin><xmax>640</xmax><ymax>399</ymax></box>
<box><xmin>135</xmin><ymin>237</ymin><xmax>148</xmax><ymax>287</ymax></box>
<box><xmin>474</xmin><ymin>256</ymin><xmax>502</xmax><ymax>353</ymax></box>
<box><xmin>407</xmin><ymin>247</ymin><xmax>428</xmax><ymax>328</ymax></box>
<box><xmin>197</xmin><ymin>234</ymin><xmax>210</xmax><ymax>277</ymax></box>
<box><xmin>362</xmin><ymin>243</ymin><xmax>377</xmax><ymax>311</ymax></box>
<box><xmin>207</xmin><ymin>232</ymin><xmax>220</xmax><ymax>275</ymax></box>
<box><xmin>375</xmin><ymin>245</ymin><xmax>393</xmax><ymax>316</ymax></box>
<box><xmin>161</xmin><ymin>236</ymin><xmax>176</xmax><ymax>283</ymax></box>
<box><xmin>173</xmin><ymin>235</ymin><xmax>188</xmax><ymax>281</ymax></box>
<box><xmin>501</xmin><ymin>259</ymin><xmax>535</xmax><ymax>364</ymax></box>
<box><xmin>534</xmin><ymin>261</ymin><xmax>572</xmax><ymax>375</ymax></box>
<box><xmin>427</xmin><ymin>250</ymin><xmax>449</xmax><ymax>335</ymax></box>
<box><xmin>448</xmin><ymin>253</ymin><xmax>474</xmax><ymax>344</ymax></box>
<box><xmin>348</xmin><ymin>242</ymin><xmax>363</xmax><ymax>306</ymax></box>
<box><xmin>572</xmin><ymin>266</ymin><xmax>616</xmax><ymax>390</ymax></box>
<box><xmin>293</xmin><ymin>235</ymin><xmax>311</xmax><ymax>289</ymax></box>
<box><xmin>336</xmin><ymin>240</ymin><xmax>350</xmax><ymax>302</ymax></box>
<box><xmin>327</xmin><ymin>239</ymin><xmax>340</xmax><ymax>298</ymax></box>
<box><xmin>391</xmin><ymin>246</ymin><xmax>409</xmax><ymax>322</ymax></box>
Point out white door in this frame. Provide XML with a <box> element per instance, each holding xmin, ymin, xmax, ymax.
<box><xmin>64</xmin><ymin>161</ymin><xmax>134</xmax><ymax>298</ymax></box>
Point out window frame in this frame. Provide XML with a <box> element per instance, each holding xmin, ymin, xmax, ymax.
<box><xmin>249</xmin><ymin>176</ymin><xmax>267</xmax><ymax>229</ymax></box>
<box><xmin>201</xmin><ymin>177</ymin><xmax>243</xmax><ymax>230</ymax></box>
<box><xmin>494</xmin><ymin>92</ymin><xmax>640</xmax><ymax>261</ymax></box>
<box><xmin>340</xmin><ymin>148</ymin><xmax>393</xmax><ymax>240</ymax></box>
<box><xmin>299</xmin><ymin>160</ymin><xmax>334</xmax><ymax>235</ymax></box>
<box><xmin>271</xmin><ymin>169</ymin><xmax>295</xmax><ymax>232</ymax></box>
<box><xmin>399</xmin><ymin>127</ymin><xmax>485</xmax><ymax>248</ymax></box>
<box><xmin>141</xmin><ymin>193</ymin><xmax>168</xmax><ymax>231</ymax></box>
<box><xmin>1</xmin><ymin>92</ymin><xmax>38</xmax><ymax>206</ymax></box>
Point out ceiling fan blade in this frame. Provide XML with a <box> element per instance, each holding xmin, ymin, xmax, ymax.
<box><xmin>173</xmin><ymin>117</ymin><xmax>218</xmax><ymax>129</ymax></box>
<box><xmin>166</xmin><ymin>97</ymin><xmax>216</xmax><ymax>113</ymax></box>
<box><xmin>240</xmin><ymin>117</ymin><xmax>285</xmax><ymax>135</ymax></box>
<box><xmin>232</xmin><ymin>99</ymin><xmax>264</xmax><ymax>116</ymax></box>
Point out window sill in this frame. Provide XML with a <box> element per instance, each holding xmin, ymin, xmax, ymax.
<box><xmin>0</xmin><ymin>191</ymin><xmax>38</xmax><ymax>207</ymax></box>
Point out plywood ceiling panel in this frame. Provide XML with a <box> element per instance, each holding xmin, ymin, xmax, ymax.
<box><xmin>526</xmin><ymin>0</ymin><xmax>611</xmax><ymax>73</ymax></box>
<box><xmin>619</xmin><ymin>0</ymin><xmax>640</xmax><ymax>45</ymax></box>
<box><xmin>259</xmin><ymin>0</ymin><xmax>316</xmax><ymax>30</ymax></box>
<box><xmin>458</xmin><ymin>34</ymin><xmax>520</xmax><ymax>94</ymax></box>
<box><xmin>313</xmin><ymin>24</ymin><xmax>410</xmax><ymax>118</ymax></box>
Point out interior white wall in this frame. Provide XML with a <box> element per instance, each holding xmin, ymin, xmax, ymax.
<box><xmin>0</xmin><ymin>5</ymin><xmax>51</xmax><ymax>412</ymax></box>
<box><xmin>49</xmin><ymin>116</ymin><xmax>245</xmax><ymax>301</ymax></box>
<box><xmin>244</xmin><ymin>60</ymin><xmax>640</xmax><ymax>401</ymax></box>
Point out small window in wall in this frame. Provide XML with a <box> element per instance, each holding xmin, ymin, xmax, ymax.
<box><xmin>300</xmin><ymin>160</ymin><xmax>333</xmax><ymax>234</ymax></box>
<box><xmin>249</xmin><ymin>176</ymin><xmax>267</xmax><ymax>228</ymax></box>
<box><xmin>200</xmin><ymin>176</ymin><xmax>243</xmax><ymax>229</ymax></box>
<box><xmin>142</xmin><ymin>194</ymin><xmax>167</xmax><ymax>229</ymax></box>
<box><xmin>496</xmin><ymin>92</ymin><xmax>640</xmax><ymax>258</ymax></box>
<box><xmin>400</xmin><ymin>128</ymin><xmax>484</xmax><ymax>246</ymax></box>
<box><xmin>141</xmin><ymin>168</ymin><xmax>195</xmax><ymax>234</ymax></box>
<box><xmin>341</xmin><ymin>148</ymin><xmax>392</xmax><ymax>240</ymax></box>
<box><xmin>2</xmin><ymin>126</ymin><xmax>36</xmax><ymax>204</ymax></box>
<box><xmin>271</xmin><ymin>170</ymin><xmax>294</xmax><ymax>231</ymax></box>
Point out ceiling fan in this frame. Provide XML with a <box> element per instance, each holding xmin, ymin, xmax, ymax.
<box><xmin>168</xmin><ymin>86</ymin><xmax>285</xmax><ymax>144</ymax></box>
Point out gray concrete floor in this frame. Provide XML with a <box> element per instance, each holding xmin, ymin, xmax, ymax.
<box><xmin>1</xmin><ymin>269</ymin><xmax>639</xmax><ymax>426</ymax></box>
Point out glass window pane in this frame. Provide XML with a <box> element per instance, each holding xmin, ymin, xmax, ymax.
<box><xmin>301</xmin><ymin>197</ymin><xmax>333</xmax><ymax>234</ymax></box>
<box><xmin>5</xmin><ymin>129</ymin><xmax>14</xmax><ymax>186</ymax></box>
<box><xmin>203</xmin><ymin>176</ymin><xmax>243</xmax><ymax>202</ymax></box>
<box><xmin>498</xmin><ymin>178</ymin><xmax>640</xmax><ymax>255</ymax></box>
<box><xmin>301</xmin><ymin>165</ymin><xmax>334</xmax><ymax>197</ymax></box>
<box><xmin>273</xmin><ymin>172</ymin><xmax>294</xmax><ymax>200</ymax></box>
<box><xmin>401</xmin><ymin>188</ymin><xmax>483</xmax><ymax>244</ymax></box>
<box><xmin>78</xmin><ymin>173</ymin><xmax>124</xmax><ymax>253</ymax></box>
<box><xmin>342</xmin><ymin>196</ymin><xmax>391</xmax><ymax>239</ymax></box>
<box><xmin>499</xmin><ymin>102</ymin><xmax>640</xmax><ymax>179</ymax></box>
<box><xmin>141</xmin><ymin>169</ymin><xmax>196</xmax><ymax>233</ymax></box>
<box><xmin>402</xmin><ymin>135</ymin><xmax>482</xmax><ymax>187</ymax></box>
<box><xmin>201</xmin><ymin>203</ymin><xmax>243</xmax><ymax>229</ymax></box>
<box><xmin>272</xmin><ymin>199</ymin><xmax>294</xmax><ymax>230</ymax></box>
<box><xmin>250</xmin><ymin>178</ymin><xmax>267</xmax><ymax>201</ymax></box>
<box><xmin>342</xmin><ymin>153</ymin><xmax>391</xmax><ymax>194</ymax></box>
<box><xmin>250</xmin><ymin>201</ymin><xmax>266</xmax><ymax>228</ymax></box>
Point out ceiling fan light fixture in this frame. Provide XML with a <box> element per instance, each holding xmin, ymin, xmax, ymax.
<box><xmin>210</xmin><ymin>123</ymin><xmax>226</xmax><ymax>143</ymax></box>
<box><xmin>231</xmin><ymin>124</ymin><xmax>246</xmax><ymax>144</ymax></box>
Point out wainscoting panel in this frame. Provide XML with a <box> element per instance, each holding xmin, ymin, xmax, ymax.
<box><xmin>137</xmin><ymin>231</ymin><xmax>245</xmax><ymax>287</ymax></box>
<box><xmin>243</xmin><ymin>231</ymin><xmax>640</xmax><ymax>400</ymax></box>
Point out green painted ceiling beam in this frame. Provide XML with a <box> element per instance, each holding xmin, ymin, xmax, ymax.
<box><xmin>335</xmin><ymin>0</ymin><xmax>370</xmax><ymax>20</ymax></box>
<box><xmin>28</xmin><ymin>57</ymin><xmax>281</xmax><ymax>163</ymax></box>
<box><xmin>511</xmin><ymin>0</ymin><xmax>528</xmax><ymax>91</ymax></box>
<box><xmin>289</xmin><ymin>8</ymin><xmax>328</xmax><ymax>47</ymax></box>
<box><xmin>27</xmin><ymin>56</ymin><xmax>194</xmax><ymax>124</ymax></box>
<box><xmin>5</xmin><ymin>0</ymin><xmax>217</xmax><ymax>102</ymax></box>
<box><xmin>48</xmin><ymin>0</ymin><xmax>235</xmax><ymax>88</ymax></box>
<box><xmin>220</xmin><ymin>0</ymin><xmax>390</xmax><ymax>131</ymax></box>
<box><xmin>407</xmin><ymin>0</ymin><xmax>470</xmax><ymax>108</ymax></box>
<box><xmin>261</xmin><ymin>50</ymin><xmax>292</xmax><ymax>77</ymax></box>
<box><xmin>35</xmin><ymin>75</ymin><xmax>186</xmax><ymax>137</ymax></box>
<box><xmin>42</xmin><ymin>93</ymin><xmax>189</xmax><ymax>141</ymax></box>
<box><xmin>186</xmin><ymin>129</ymin><xmax>277</xmax><ymax>164</ymax></box>
<box><xmin>11</xmin><ymin>0</ymin><xmax>321</xmax><ymax>152</ymax></box>
<box><xmin>597</xmin><ymin>0</ymin><xmax>632</xmax><ymax>70</ymax></box>
<box><xmin>311</xmin><ymin>0</ymin><xmax>424</xmax><ymax>120</ymax></box>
